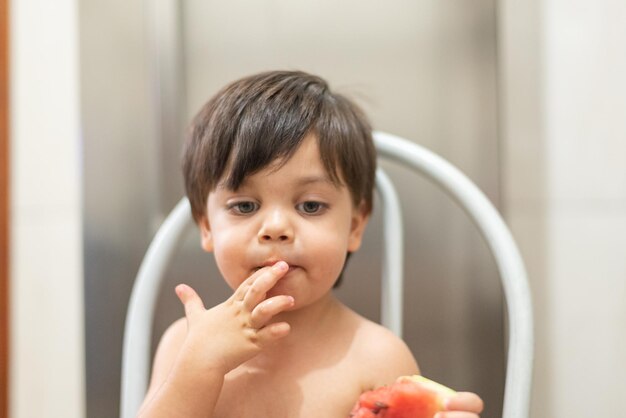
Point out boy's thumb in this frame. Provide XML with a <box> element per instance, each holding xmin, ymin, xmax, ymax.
<box><xmin>175</xmin><ymin>284</ymin><xmax>206</xmax><ymax>318</ymax></box>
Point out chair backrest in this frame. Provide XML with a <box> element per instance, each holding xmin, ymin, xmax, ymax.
<box><xmin>121</xmin><ymin>131</ymin><xmax>533</xmax><ymax>418</ymax></box>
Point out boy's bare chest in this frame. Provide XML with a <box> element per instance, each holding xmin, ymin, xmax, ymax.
<box><xmin>213</xmin><ymin>358</ymin><xmax>363</xmax><ymax>418</ymax></box>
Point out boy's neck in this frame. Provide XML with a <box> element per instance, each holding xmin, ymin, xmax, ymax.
<box><xmin>249</xmin><ymin>291</ymin><xmax>345</xmax><ymax>362</ymax></box>
<box><xmin>239</xmin><ymin>292</ymin><xmax>357</xmax><ymax>376</ymax></box>
<box><xmin>277</xmin><ymin>291</ymin><xmax>341</xmax><ymax>338</ymax></box>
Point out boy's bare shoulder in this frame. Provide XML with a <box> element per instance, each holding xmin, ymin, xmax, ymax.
<box><xmin>346</xmin><ymin>310</ymin><xmax>420</xmax><ymax>389</ymax></box>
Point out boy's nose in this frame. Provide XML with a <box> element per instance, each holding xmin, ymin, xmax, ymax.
<box><xmin>258</xmin><ymin>209</ymin><xmax>294</xmax><ymax>243</ymax></box>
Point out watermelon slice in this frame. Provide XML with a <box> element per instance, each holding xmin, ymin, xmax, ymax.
<box><xmin>350</xmin><ymin>375</ymin><xmax>456</xmax><ymax>418</ymax></box>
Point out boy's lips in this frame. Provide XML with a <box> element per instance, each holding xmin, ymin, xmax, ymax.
<box><xmin>253</xmin><ymin>260</ymin><xmax>300</xmax><ymax>273</ymax></box>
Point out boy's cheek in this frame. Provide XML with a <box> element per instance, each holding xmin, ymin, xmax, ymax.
<box><xmin>213</xmin><ymin>251</ymin><xmax>247</xmax><ymax>289</ymax></box>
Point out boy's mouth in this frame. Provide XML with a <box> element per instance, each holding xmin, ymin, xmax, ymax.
<box><xmin>253</xmin><ymin>261</ymin><xmax>300</xmax><ymax>273</ymax></box>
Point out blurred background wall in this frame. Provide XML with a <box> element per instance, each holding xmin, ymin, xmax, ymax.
<box><xmin>80</xmin><ymin>1</ymin><xmax>505</xmax><ymax>417</ymax></box>
<box><xmin>7</xmin><ymin>1</ymin><xmax>626</xmax><ymax>418</ymax></box>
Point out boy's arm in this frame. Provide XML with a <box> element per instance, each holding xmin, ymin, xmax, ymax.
<box><xmin>137</xmin><ymin>354</ymin><xmax>225</xmax><ymax>418</ymax></box>
<box><xmin>136</xmin><ymin>318</ymin><xmax>225</xmax><ymax>418</ymax></box>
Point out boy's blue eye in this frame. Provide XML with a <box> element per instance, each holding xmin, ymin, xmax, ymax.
<box><xmin>230</xmin><ymin>201</ymin><xmax>258</xmax><ymax>214</ymax></box>
<box><xmin>298</xmin><ymin>201</ymin><xmax>325</xmax><ymax>214</ymax></box>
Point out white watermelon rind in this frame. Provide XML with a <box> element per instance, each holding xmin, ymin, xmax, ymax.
<box><xmin>396</xmin><ymin>375</ymin><xmax>457</xmax><ymax>396</ymax></box>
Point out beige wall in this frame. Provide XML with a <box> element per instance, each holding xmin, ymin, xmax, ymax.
<box><xmin>501</xmin><ymin>1</ymin><xmax>626</xmax><ymax>417</ymax></box>
<box><xmin>9</xmin><ymin>0</ymin><xmax>85</xmax><ymax>417</ymax></box>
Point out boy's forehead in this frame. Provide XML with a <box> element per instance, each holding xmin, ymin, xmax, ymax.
<box><xmin>217</xmin><ymin>170</ymin><xmax>338</xmax><ymax>191</ymax></box>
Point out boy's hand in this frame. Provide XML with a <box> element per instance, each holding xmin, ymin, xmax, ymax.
<box><xmin>175</xmin><ymin>261</ymin><xmax>294</xmax><ymax>375</ymax></box>
<box><xmin>435</xmin><ymin>392</ymin><xmax>484</xmax><ymax>418</ymax></box>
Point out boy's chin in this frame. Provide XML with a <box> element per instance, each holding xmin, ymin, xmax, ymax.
<box><xmin>266</xmin><ymin>266</ymin><xmax>301</xmax><ymax>294</ymax></box>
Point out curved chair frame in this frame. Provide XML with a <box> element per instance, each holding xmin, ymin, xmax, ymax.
<box><xmin>121</xmin><ymin>131</ymin><xmax>533</xmax><ymax>418</ymax></box>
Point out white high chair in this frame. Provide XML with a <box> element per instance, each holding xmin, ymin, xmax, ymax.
<box><xmin>121</xmin><ymin>131</ymin><xmax>533</xmax><ymax>418</ymax></box>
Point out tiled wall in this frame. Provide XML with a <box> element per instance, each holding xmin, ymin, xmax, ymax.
<box><xmin>544</xmin><ymin>1</ymin><xmax>626</xmax><ymax>416</ymax></box>
<box><xmin>9</xmin><ymin>1</ymin><xmax>85</xmax><ymax>417</ymax></box>
<box><xmin>502</xmin><ymin>1</ymin><xmax>626</xmax><ymax>417</ymax></box>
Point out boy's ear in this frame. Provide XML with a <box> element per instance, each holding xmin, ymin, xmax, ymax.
<box><xmin>348</xmin><ymin>201</ymin><xmax>369</xmax><ymax>252</ymax></box>
<box><xmin>198</xmin><ymin>216</ymin><xmax>214</xmax><ymax>253</ymax></box>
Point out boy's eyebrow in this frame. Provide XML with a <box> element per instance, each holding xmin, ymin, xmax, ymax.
<box><xmin>215</xmin><ymin>174</ymin><xmax>336</xmax><ymax>191</ymax></box>
<box><xmin>294</xmin><ymin>175</ymin><xmax>337</xmax><ymax>187</ymax></box>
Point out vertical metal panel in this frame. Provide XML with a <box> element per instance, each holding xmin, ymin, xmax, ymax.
<box><xmin>80</xmin><ymin>0</ymin><xmax>155</xmax><ymax>415</ymax></box>
<box><xmin>81</xmin><ymin>1</ymin><xmax>504</xmax><ymax>417</ymax></box>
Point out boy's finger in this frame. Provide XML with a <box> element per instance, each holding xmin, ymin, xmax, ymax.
<box><xmin>443</xmin><ymin>392</ymin><xmax>484</xmax><ymax>413</ymax></box>
<box><xmin>231</xmin><ymin>266</ymin><xmax>271</xmax><ymax>302</ymax></box>
<box><xmin>254</xmin><ymin>321</ymin><xmax>291</xmax><ymax>345</ymax></box>
<box><xmin>249</xmin><ymin>295</ymin><xmax>295</xmax><ymax>328</ymax></box>
<box><xmin>243</xmin><ymin>261</ymin><xmax>289</xmax><ymax>310</ymax></box>
<box><xmin>175</xmin><ymin>284</ymin><xmax>206</xmax><ymax>318</ymax></box>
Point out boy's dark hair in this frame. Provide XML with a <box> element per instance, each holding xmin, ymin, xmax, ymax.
<box><xmin>182</xmin><ymin>70</ymin><xmax>377</xmax><ymax>224</ymax></box>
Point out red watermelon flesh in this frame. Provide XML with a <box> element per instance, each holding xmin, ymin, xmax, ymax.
<box><xmin>349</xmin><ymin>376</ymin><xmax>455</xmax><ymax>418</ymax></box>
